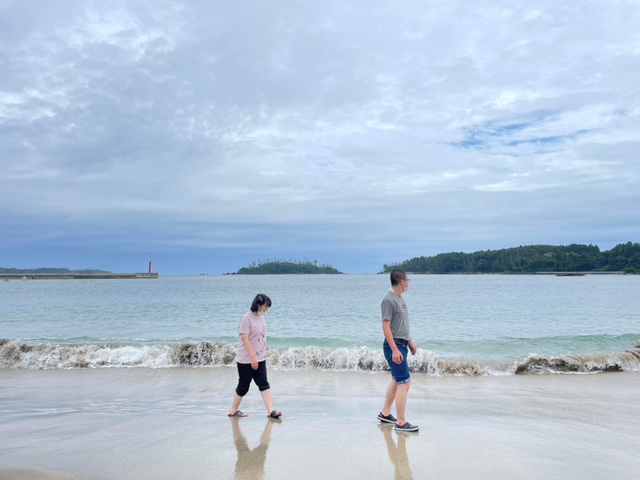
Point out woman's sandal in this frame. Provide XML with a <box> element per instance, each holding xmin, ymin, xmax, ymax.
<box><xmin>228</xmin><ymin>410</ymin><xmax>248</xmax><ymax>417</ymax></box>
<box><xmin>268</xmin><ymin>410</ymin><xmax>283</xmax><ymax>419</ymax></box>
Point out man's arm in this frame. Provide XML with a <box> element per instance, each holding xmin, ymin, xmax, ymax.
<box><xmin>382</xmin><ymin>320</ymin><xmax>403</xmax><ymax>364</ymax></box>
<box><xmin>408</xmin><ymin>339</ymin><xmax>417</xmax><ymax>356</ymax></box>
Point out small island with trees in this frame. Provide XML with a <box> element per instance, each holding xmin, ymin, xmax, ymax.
<box><xmin>233</xmin><ymin>259</ymin><xmax>343</xmax><ymax>275</ymax></box>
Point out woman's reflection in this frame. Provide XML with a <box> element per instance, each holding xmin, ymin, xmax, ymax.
<box><xmin>230</xmin><ymin>417</ymin><xmax>279</xmax><ymax>480</ymax></box>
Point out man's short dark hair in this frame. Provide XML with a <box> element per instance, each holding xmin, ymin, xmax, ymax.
<box><xmin>390</xmin><ymin>269</ymin><xmax>407</xmax><ymax>286</ymax></box>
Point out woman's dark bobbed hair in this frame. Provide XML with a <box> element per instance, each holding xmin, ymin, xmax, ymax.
<box><xmin>250</xmin><ymin>294</ymin><xmax>272</xmax><ymax>313</ymax></box>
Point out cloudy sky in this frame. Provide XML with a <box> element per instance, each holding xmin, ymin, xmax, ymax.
<box><xmin>1</xmin><ymin>0</ymin><xmax>639</xmax><ymax>274</ymax></box>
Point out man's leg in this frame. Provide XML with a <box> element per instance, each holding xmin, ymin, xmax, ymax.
<box><xmin>394</xmin><ymin>382</ymin><xmax>411</xmax><ymax>426</ymax></box>
<box><xmin>381</xmin><ymin>379</ymin><xmax>398</xmax><ymax>416</ymax></box>
<box><xmin>390</xmin><ymin>343</ymin><xmax>411</xmax><ymax>426</ymax></box>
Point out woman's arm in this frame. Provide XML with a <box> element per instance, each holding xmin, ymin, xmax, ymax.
<box><xmin>240</xmin><ymin>333</ymin><xmax>259</xmax><ymax>370</ymax></box>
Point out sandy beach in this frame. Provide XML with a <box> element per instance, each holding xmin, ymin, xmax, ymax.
<box><xmin>1</xmin><ymin>367</ymin><xmax>639</xmax><ymax>479</ymax></box>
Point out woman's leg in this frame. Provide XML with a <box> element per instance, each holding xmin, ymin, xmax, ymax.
<box><xmin>229</xmin><ymin>392</ymin><xmax>244</xmax><ymax>415</ymax></box>
<box><xmin>254</xmin><ymin>361</ymin><xmax>278</xmax><ymax>415</ymax></box>
<box><xmin>229</xmin><ymin>362</ymin><xmax>252</xmax><ymax>415</ymax></box>
<box><xmin>260</xmin><ymin>389</ymin><xmax>274</xmax><ymax>414</ymax></box>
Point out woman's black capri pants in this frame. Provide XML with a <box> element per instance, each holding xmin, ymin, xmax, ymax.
<box><xmin>235</xmin><ymin>360</ymin><xmax>270</xmax><ymax>396</ymax></box>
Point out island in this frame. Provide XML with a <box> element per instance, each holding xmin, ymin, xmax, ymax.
<box><xmin>233</xmin><ymin>259</ymin><xmax>343</xmax><ymax>275</ymax></box>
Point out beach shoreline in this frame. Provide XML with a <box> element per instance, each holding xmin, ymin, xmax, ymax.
<box><xmin>1</xmin><ymin>367</ymin><xmax>639</xmax><ymax>479</ymax></box>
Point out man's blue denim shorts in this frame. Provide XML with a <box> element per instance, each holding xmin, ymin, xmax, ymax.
<box><xmin>383</xmin><ymin>339</ymin><xmax>411</xmax><ymax>384</ymax></box>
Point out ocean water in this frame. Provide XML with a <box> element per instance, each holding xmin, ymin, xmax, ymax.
<box><xmin>1</xmin><ymin>274</ymin><xmax>639</xmax><ymax>375</ymax></box>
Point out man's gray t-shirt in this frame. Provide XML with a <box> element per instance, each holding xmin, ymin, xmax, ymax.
<box><xmin>381</xmin><ymin>291</ymin><xmax>410</xmax><ymax>340</ymax></box>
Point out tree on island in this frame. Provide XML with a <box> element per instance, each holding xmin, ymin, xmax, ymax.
<box><xmin>235</xmin><ymin>259</ymin><xmax>343</xmax><ymax>274</ymax></box>
<box><xmin>381</xmin><ymin>242</ymin><xmax>640</xmax><ymax>274</ymax></box>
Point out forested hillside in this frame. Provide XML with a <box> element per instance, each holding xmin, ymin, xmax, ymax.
<box><xmin>382</xmin><ymin>242</ymin><xmax>640</xmax><ymax>274</ymax></box>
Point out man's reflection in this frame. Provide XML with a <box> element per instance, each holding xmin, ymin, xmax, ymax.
<box><xmin>379</xmin><ymin>423</ymin><xmax>416</xmax><ymax>480</ymax></box>
<box><xmin>230</xmin><ymin>417</ymin><xmax>278</xmax><ymax>480</ymax></box>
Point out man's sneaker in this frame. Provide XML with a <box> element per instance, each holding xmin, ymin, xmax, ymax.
<box><xmin>377</xmin><ymin>412</ymin><xmax>397</xmax><ymax>424</ymax></box>
<box><xmin>394</xmin><ymin>422</ymin><xmax>419</xmax><ymax>432</ymax></box>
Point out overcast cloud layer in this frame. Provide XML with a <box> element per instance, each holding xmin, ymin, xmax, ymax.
<box><xmin>1</xmin><ymin>0</ymin><xmax>639</xmax><ymax>274</ymax></box>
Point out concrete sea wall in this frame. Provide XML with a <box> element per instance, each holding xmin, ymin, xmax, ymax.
<box><xmin>0</xmin><ymin>273</ymin><xmax>159</xmax><ymax>280</ymax></box>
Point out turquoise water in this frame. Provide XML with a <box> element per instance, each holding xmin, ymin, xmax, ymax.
<box><xmin>1</xmin><ymin>274</ymin><xmax>639</xmax><ymax>374</ymax></box>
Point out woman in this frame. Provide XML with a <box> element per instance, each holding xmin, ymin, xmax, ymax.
<box><xmin>228</xmin><ymin>294</ymin><xmax>282</xmax><ymax>419</ymax></box>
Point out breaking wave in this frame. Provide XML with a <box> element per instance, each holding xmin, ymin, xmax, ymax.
<box><xmin>1</xmin><ymin>338</ymin><xmax>639</xmax><ymax>375</ymax></box>
<box><xmin>514</xmin><ymin>342</ymin><xmax>640</xmax><ymax>373</ymax></box>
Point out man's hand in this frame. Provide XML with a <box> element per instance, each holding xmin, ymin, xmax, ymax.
<box><xmin>392</xmin><ymin>348</ymin><xmax>404</xmax><ymax>364</ymax></box>
<box><xmin>408</xmin><ymin>340</ymin><xmax>417</xmax><ymax>356</ymax></box>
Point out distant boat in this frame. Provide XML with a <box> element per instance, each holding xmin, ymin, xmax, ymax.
<box><xmin>555</xmin><ymin>272</ymin><xmax>585</xmax><ymax>277</ymax></box>
<box><xmin>21</xmin><ymin>276</ymin><xmax>27</xmax><ymax>280</ymax></box>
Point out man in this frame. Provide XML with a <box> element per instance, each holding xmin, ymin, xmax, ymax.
<box><xmin>377</xmin><ymin>269</ymin><xmax>419</xmax><ymax>432</ymax></box>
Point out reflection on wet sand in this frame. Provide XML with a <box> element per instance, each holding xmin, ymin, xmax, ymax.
<box><xmin>230</xmin><ymin>418</ymin><xmax>279</xmax><ymax>480</ymax></box>
<box><xmin>0</xmin><ymin>469</ymin><xmax>89</xmax><ymax>480</ymax></box>
<box><xmin>379</xmin><ymin>424</ymin><xmax>416</xmax><ymax>480</ymax></box>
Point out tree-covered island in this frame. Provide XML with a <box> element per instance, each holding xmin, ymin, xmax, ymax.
<box><xmin>234</xmin><ymin>259</ymin><xmax>343</xmax><ymax>274</ymax></box>
<box><xmin>382</xmin><ymin>242</ymin><xmax>640</xmax><ymax>274</ymax></box>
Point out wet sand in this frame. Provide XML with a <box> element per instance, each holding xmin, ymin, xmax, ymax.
<box><xmin>1</xmin><ymin>367</ymin><xmax>639</xmax><ymax>479</ymax></box>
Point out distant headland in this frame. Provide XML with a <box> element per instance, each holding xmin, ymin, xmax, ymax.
<box><xmin>381</xmin><ymin>242</ymin><xmax>640</xmax><ymax>274</ymax></box>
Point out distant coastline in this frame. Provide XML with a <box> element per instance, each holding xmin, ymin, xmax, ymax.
<box><xmin>1</xmin><ymin>273</ymin><xmax>158</xmax><ymax>280</ymax></box>
<box><xmin>1</xmin><ymin>266</ymin><xmax>158</xmax><ymax>280</ymax></box>
<box><xmin>3</xmin><ymin>241</ymin><xmax>638</xmax><ymax>276</ymax></box>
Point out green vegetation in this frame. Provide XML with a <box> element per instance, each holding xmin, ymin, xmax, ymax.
<box><xmin>382</xmin><ymin>242</ymin><xmax>640</xmax><ymax>274</ymax></box>
<box><xmin>0</xmin><ymin>267</ymin><xmax>111</xmax><ymax>274</ymax></box>
<box><xmin>235</xmin><ymin>259</ymin><xmax>343</xmax><ymax>274</ymax></box>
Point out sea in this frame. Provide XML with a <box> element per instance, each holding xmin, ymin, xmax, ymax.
<box><xmin>1</xmin><ymin>274</ymin><xmax>639</xmax><ymax>375</ymax></box>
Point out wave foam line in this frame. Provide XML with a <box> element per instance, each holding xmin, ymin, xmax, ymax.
<box><xmin>514</xmin><ymin>342</ymin><xmax>640</xmax><ymax>374</ymax></box>
<box><xmin>1</xmin><ymin>339</ymin><xmax>639</xmax><ymax>375</ymax></box>
<box><xmin>0</xmin><ymin>339</ymin><xmax>175</xmax><ymax>369</ymax></box>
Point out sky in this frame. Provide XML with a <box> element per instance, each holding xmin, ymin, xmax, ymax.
<box><xmin>1</xmin><ymin>0</ymin><xmax>640</xmax><ymax>274</ymax></box>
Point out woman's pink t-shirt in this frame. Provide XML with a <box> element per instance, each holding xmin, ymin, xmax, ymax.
<box><xmin>236</xmin><ymin>311</ymin><xmax>267</xmax><ymax>363</ymax></box>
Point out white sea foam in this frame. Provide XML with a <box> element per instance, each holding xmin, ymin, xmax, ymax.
<box><xmin>2</xmin><ymin>339</ymin><xmax>639</xmax><ymax>375</ymax></box>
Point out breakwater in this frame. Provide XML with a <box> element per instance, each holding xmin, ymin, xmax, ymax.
<box><xmin>0</xmin><ymin>273</ymin><xmax>158</xmax><ymax>280</ymax></box>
